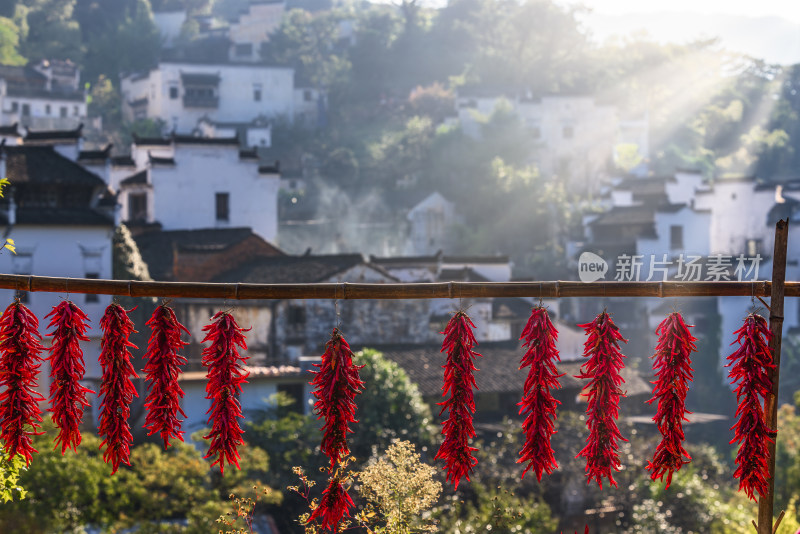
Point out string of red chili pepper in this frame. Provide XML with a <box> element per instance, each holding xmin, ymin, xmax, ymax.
<box><xmin>646</xmin><ymin>312</ymin><xmax>696</xmax><ymax>488</ymax></box>
<box><xmin>143</xmin><ymin>304</ymin><xmax>189</xmax><ymax>448</ymax></box>
<box><xmin>308</xmin><ymin>475</ymin><xmax>354</xmax><ymax>533</ymax></box>
<box><xmin>98</xmin><ymin>303</ymin><xmax>139</xmax><ymax>474</ymax></box>
<box><xmin>726</xmin><ymin>312</ymin><xmax>774</xmax><ymax>501</ymax></box>
<box><xmin>0</xmin><ymin>300</ymin><xmax>45</xmax><ymax>465</ymax></box>
<box><xmin>310</xmin><ymin>328</ymin><xmax>365</xmax><ymax>471</ymax></box>
<box><xmin>46</xmin><ymin>300</ymin><xmax>95</xmax><ymax>454</ymax></box>
<box><xmin>517</xmin><ymin>305</ymin><xmax>563</xmax><ymax>481</ymax></box>
<box><xmin>575</xmin><ymin>310</ymin><xmax>628</xmax><ymax>489</ymax></box>
<box><xmin>435</xmin><ymin>310</ymin><xmax>480</xmax><ymax>489</ymax></box>
<box><xmin>307</xmin><ymin>328</ymin><xmax>363</xmax><ymax>531</ymax></box>
<box><xmin>201</xmin><ymin>310</ymin><xmax>250</xmax><ymax>474</ymax></box>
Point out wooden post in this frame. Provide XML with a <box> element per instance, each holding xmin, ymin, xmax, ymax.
<box><xmin>757</xmin><ymin>219</ymin><xmax>789</xmax><ymax>534</ymax></box>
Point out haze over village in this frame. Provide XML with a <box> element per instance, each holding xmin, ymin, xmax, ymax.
<box><xmin>1</xmin><ymin>0</ymin><xmax>800</xmax><ymax>532</ymax></box>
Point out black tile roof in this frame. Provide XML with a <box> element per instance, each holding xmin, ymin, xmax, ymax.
<box><xmin>7</xmin><ymin>86</ymin><xmax>85</xmax><ymax>101</ymax></box>
<box><xmin>590</xmin><ymin>205</ymin><xmax>655</xmax><ymax>226</ymax></box>
<box><xmin>211</xmin><ymin>253</ymin><xmax>385</xmax><ymax>284</ymax></box>
<box><xmin>438</xmin><ymin>267</ymin><xmax>490</xmax><ymax>282</ymax></box>
<box><xmin>149</xmin><ymin>154</ymin><xmax>175</xmax><ymax>166</ymax></box>
<box><xmin>180</xmin><ymin>71</ymin><xmax>221</xmax><ymax>85</ymax></box>
<box><xmin>0</xmin><ymin>123</ymin><xmax>19</xmax><ymax>136</ymax></box>
<box><xmin>24</xmin><ymin>124</ymin><xmax>83</xmax><ymax>142</ymax></box>
<box><xmin>134</xmin><ymin>227</ymin><xmax>282</xmax><ymax>281</ymax></box>
<box><xmin>173</xmin><ymin>135</ymin><xmax>239</xmax><ymax>146</ymax></box>
<box><xmin>77</xmin><ymin>144</ymin><xmax>113</xmax><ymax>162</ymax></box>
<box><xmin>111</xmin><ymin>155</ymin><xmax>136</xmax><ymax>167</ymax></box>
<box><xmin>3</xmin><ymin>145</ymin><xmax>105</xmax><ymax>187</ymax></box>
<box><xmin>10</xmin><ymin>207</ymin><xmax>113</xmax><ymax>226</ymax></box>
<box><xmin>121</xmin><ymin>169</ymin><xmax>147</xmax><ymax>186</ymax></box>
<box><xmin>133</xmin><ymin>133</ymin><xmax>171</xmax><ymax>146</ymax></box>
<box><xmin>259</xmin><ymin>162</ymin><xmax>280</xmax><ymax>174</ymax></box>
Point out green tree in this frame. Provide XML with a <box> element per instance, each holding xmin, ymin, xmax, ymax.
<box><xmin>0</xmin><ymin>424</ymin><xmax>278</xmax><ymax>533</ymax></box>
<box><xmin>0</xmin><ymin>445</ymin><xmax>26</xmax><ymax>504</ymax></box>
<box><xmin>0</xmin><ymin>15</ymin><xmax>25</xmax><ymax>65</ymax></box>
<box><xmin>351</xmin><ymin>349</ymin><xmax>435</xmax><ymax>460</ymax></box>
<box><xmin>19</xmin><ymin>0</ymin><xmax>84</xmax><ymax>63</ymax></box>
<box><xmin>261</xmin><ymin>8</ymin><xmax>351</xmax><ymax>91</ymax></box>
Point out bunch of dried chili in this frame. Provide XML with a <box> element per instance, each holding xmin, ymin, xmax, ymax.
<box><xmin>435</xmin><ymin>310</ymin><xmax>480</xmax><ymax>489</ymax></box>
<box><xmin>310</xmin><ymin>328</ymin><xmax>364</xmax><ymax>470</ymax></box>
<box><xmin>46</xmin><ymin>301</ymin><xmax>95</xmax><ymax>454</ymax></box>
<box><xmin>307</xmin><ymin>476</ymin><xmax>354</xmax><ymax>533</ymax></box>
<box><xmin>98</xmin><ymin>303</ymin><xmax>139</xmax><ymax>474</ymax></box>
<box><xmin>575</xmin><ymin>310</ymin><xmax>627</xmax><ymax>489</ymax></box>
<box><xmin>646</xmin><ymin>312</ymin><xmax>696</xmax><ymax>488</ymax></box>
<box><xmin>517</xmin><ymin>306</ymin><xmax>563</xmax><ymax>481</ymax></box>
<box><xmin>307</xmin><ymin>328</ymin><xmax>363</xmax><ymax>531</ymax></box>
<box><xmin>201</xmin><ymin>310</ymin><xmax>249</xmax><ymax>474</ymax></box>
<box><xmin>0</xmin><ymin>300</ymin><xmax>45</xmax><ymax>464</ymax></box>
<box><xmin>726</xmin><ymin>312</ymin><xmax>774</xmax><ymax>501</ymax></box>
<box><xmin>143</xmin><ymin>304</ymin><xmax>189</xmax><ymax>448</ymax></box>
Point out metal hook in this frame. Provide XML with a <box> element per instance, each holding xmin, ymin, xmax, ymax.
<box><xmin>538</xmin><ymin>282</ymin><xmax>544</xmax><ymax>308</ymax></box>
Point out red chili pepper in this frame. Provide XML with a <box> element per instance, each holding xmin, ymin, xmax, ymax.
<box><xmin>575</xmin><ymin>310</ymin><xmax>628</xmax><ymax>489</ymax></box>
<box><xmin>143</xmin><ymin>304</ymin><xmax>189</xmax><ymax>448</ymax></box>
<box><xmin>309</xmin><ymin>328</ymin><xmax>364</xmax><ymax>470</ymax></box>
<box><xmin>307</xmin><ymin>475</ymin><xmax>354</xmax><ymax>533</ymax></box>
<box><xmin>201</xmin><ymin>311</ymin><xmax>250</xmax><ymax>474</ymax></box>
<box><xmin>726</xmin><ymin>312</ymin><xmax>774</xmax><ymax>501</ymax></box>
<box><xmin>435</xmin><ymin>311</ymin><xmax>480</xmax><ymax>489</ymax></box>
<box><xmin>0</xmin><ymin>300</ymin><xmax>45</xmax><ymax>465</ymax></box>
<box><xmin>518</xmin><ymin>306</ymin><xmax>563</xmax><ymax>481</ymax></box>
<box><xmin>98</xmin><ymin>303</ymin><xmax>139</xmax><ymax>474</ymax></box>
<box><xmin>45</xmin><ymin>301</ymin><xmax>95</xmax><ymax>454</ymax></box>
<box><xmin>646</xmin><ymin>312</ymin><xmax>696</xmax><ymax>488</ymax></box>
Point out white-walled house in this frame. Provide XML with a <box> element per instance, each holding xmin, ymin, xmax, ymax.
<box><xmin>120</xmin><ymin>62</ymin><xmax>296</xmax><ymax>132</ymax></box>
<box><xmin>406</xmin><ymin>192</ymin><xmax>458</xmax><ymax>256</ymax></box>
<box><xmin>0</xmin><ymin>143</ymin><xmax>115</xmax><ymax>419</ymax></box>
<box><xmin>179</xmin><ymin>365</ymin><xmax>304</xmax><ymax>436</ymax></box>
<box><xmin>117</xmin><ymin>134</ymin><xmax>280</xmax><ymax>243</ymax></box>
<box><xmin>455</xmin><ymin>93</ymin><xmax>649</xmax><ymax>192</ymax></box>
<box><xmin>0</xmin><ymin>60</ymin><xmax>87</xmax><ymax>130</ymax></box>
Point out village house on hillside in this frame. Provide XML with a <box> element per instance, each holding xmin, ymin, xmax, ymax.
<box><xmin>0</xmin><ymin>138</ymin><xmax>116</xmax><ymax>424</ymax></box>
<box><xmin>455</xmin><ymin>91</ymin><xmax>649</xmax><ymax>192</ymax></box>
<box><xmin>114</xmin><ymin>134</ymin><xmax>281</xmax><ymax>242</ymax></box>
<box><xmin>0</xmin><ymin>60</ymin><xmax>88</xmax><ymax>131</ymax></box>
<box><xmin>120</xmin><ymin>60</ymin><xmax>322</xmax><ymax>135</ymax></box>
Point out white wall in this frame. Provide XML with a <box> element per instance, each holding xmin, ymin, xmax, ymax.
<box><xmin>407</xmin><ymin>193</ymin><xmax>456</xmax><ymax>256</ymax></box>
<box><xmin>694</xmin><ymin>181</ymin><xmax>775</xmax><ymax>255</ymax></box>
<box><xmin>122</xmin><ymin>63</ymin><xmax>295</xmax><ymax>132</ymax></box>
<box><xmin>0</xmin><ymin>225</ymin><xmax>113</xmax><ymax>403</ymax></box>
<box><xmin>150</xmin><ymin>144</ymin><xmax>280</xmax><ymax>242</ymax></box>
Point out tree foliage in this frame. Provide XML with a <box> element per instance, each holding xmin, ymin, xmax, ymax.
<box><xmin>0</xmin><ymin>424</ymin><xmax>278</xmax><ymax>533</ymax></box>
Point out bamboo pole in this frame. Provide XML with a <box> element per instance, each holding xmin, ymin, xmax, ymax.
<box><xmin>758</xmin><ymin>219</ymin><xmax>789</xmax><ymax>534</ymax></box>
<box><xmin>0</xmin><ymin>274</ymin><xmax>792</xmax><ymax>300</ymax></box>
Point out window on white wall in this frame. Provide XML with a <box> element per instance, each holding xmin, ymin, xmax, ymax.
<box><xmin>253</xmin><ymin>84</ymin><xmax>262</xmax><ymax>102</ymax></box>
<box><xmin>215</xmin><ymin>192</ymin><xmax>229</xmax><ymax>222</ymax></box>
